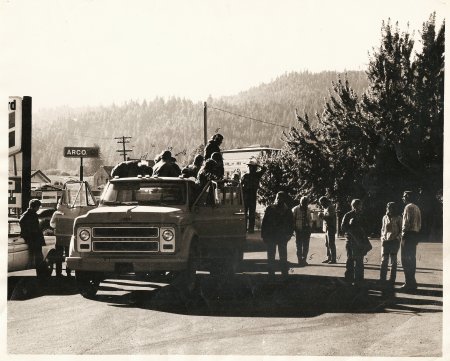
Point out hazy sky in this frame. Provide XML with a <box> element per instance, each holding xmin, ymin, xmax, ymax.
<box><xmin>1</xmin><ymin>0</ymin><xmax>447</xmax><ymax>110</ymax></box>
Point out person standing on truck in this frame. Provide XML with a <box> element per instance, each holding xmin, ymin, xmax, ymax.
<box><xmin>261</xmin><ymin>191</ymin><xmax>294</xmax><ymax>279</ymax></box>
<box><xmin>318</xmin><ymin>196</ymin><xmax>337</xmax><ymax>264</ymax></box>
<box><xmin>19</xmin><ymin>199</ymin><xmax>46</xmax><ymax>273</ymax></box>
<box><xmin>292</xmin><ymin>196</ymin><xmax>312</xmax><ymax>266</ymax></box>
<box><xmin>153</xmin><ymin>150</ymin><xmax>182</xmax><ymax>177</ymax></box>
<box><xmin>241</xmin><ymin>159</ymin><xmax>266</xmax><ymax>233</ymax></box>
<box><xmin>204</xmin><ymin>134</ymin><xmax>223</xmax><ymax>160</ymax></box>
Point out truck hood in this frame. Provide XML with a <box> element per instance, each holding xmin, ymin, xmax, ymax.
<box><xmin>75</xmin><ymin>205</ymin><xmax>187</xmax><ymax>225</ymax></box>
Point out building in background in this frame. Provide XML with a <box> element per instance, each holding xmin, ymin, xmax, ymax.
<box><xmin>222</xmin><ymin>145</ymin><xmax>280</xmax><ymax>179</ymax></box>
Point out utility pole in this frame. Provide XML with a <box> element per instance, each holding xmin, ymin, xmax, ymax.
<box><xmin>203</xmin><ymin>102</ymin><xmax>207</xmax><ymax>146</ymax></box>
<box><xmin>115</xmin><ymin>136</ymin><xmax>133</xmax><ymax>161</ymax></box>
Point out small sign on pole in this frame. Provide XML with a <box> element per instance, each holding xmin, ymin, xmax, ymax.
<box><xmin>64</xmin><ymin>147</ymin><xmax>99</xmax><ymax>158</ymax></box>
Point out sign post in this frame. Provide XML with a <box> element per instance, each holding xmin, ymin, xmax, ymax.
<box><xmin>64</xmin><ymin>147</ymin><xmax>100</xmax><ymax>181</ymax></box>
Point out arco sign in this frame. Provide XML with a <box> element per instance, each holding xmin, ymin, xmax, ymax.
<box><xmin>64</xmin><ymin>147</ymin><xmax>99</xmax><ymax>158</ymax></box>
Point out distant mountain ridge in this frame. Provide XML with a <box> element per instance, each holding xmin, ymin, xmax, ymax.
<box><xmin>33</xmin><ymin>70</ymin><xmax>368</xmax><ymax>173</ymax></box>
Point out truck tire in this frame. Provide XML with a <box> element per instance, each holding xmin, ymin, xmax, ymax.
<box><xmin>76</xmin><ymin>271</ymin><xmax>101</xmax><ymax>299</ymax></box>
<box><xmin>209</xmin><ymin>247</ymin><xmax>241</xmax><ymax>277</ymax></box>
<box><xmin>175</xmin><ymin>240</ymin><xmax>199</xmax><ymax>294</ymax></box>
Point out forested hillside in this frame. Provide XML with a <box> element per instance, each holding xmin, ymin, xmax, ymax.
<box><xmin>33</xmin><ymin>70</ymin><xmax>367</xmax><ymax>172</ymax></box>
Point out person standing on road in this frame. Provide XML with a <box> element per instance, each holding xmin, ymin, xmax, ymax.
<box><xmin>341</xmin><ymin>199</ymin><xmax>371</xmax><ymax>287</ymax></box>
<box><xmin>399</xmin><ymin>191</ymin><xmax>422</xmax><ymax>292</ymax></box>
<box><xmin>261</xmin><ymin>191</ymin><xmax>294</xmax><ymax>279</ymax></box>
<box><xmin>319</xmin><ymin>196</ymin><xmax>337</xmax><ymax>264</ymax></box>
<box><xmin>204</xmin><ymin>133</ymin><xmax>223</xmax><ymax>160</ymax></box>
<box><xmin>19</xmin><ymin>199</ymin><xmax>46</xmax><ymax>274</ymax></box>
<box><xmin>379</xmin><ymin>202</ymin><xmax>402</xmax><ymax>288</ymax></box>
<box><xmin>292</xmin><ymin>196</ymin><xmax>312</xmax><ymax>266</ymax></box>
<box><xmin>241</xmin><ymin>159</ymin><xmax>266</xmax><ymax>233</ymax></box>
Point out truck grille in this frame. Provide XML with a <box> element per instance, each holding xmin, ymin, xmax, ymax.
<box><xmin>93</xmin><ymin>227</ymin><xmax>159</xmax><ymax>238</ymax></box>
<box><xmin>92</xmin><ymin>241</ymin><xmax>159</xmax><ymax>252</ymax></box>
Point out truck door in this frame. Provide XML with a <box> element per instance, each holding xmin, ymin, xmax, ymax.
<box><xmin>52</xmin><ymin>181</ymin><xmax>97</xmax><ymax>246</ymax></box>
<box><xmin>192</xmin><ymin>181</ymin><xmax>246</xmax><ymax>246</ymax></box>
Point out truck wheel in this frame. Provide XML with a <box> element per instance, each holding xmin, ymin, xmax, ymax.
<box><xmin>175</xmin><ymin>241</ymin><xmax>199</xmax><ymax>294</ymax></box>
<box><xmin>226</xmin><ymin>248</ymin><xmax>241</xmax><ymax>275</ymax></box>
<box><xmin>76</xmin><ymin>271</ymin><xmax>101</xmax><ymax>299</ymax></box>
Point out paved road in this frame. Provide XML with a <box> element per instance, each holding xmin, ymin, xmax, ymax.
<box><xmin>7</xmin><ymin>234</ymin><xmax>443</xmax><ymax>356</ymax></box>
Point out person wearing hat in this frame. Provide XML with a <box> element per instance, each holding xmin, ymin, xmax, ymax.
<box><xmin>292</xmin><ymin>196</ymin><xmax>312</xmax><ymax>266</ymax></box>
<box><xmin>261</xmin><ymin>191</ymin><xmax>294</xmax><ymax>279</ymax></box>
<box><xmin>153</xmin><ymin>150</ymin><xmax>181</xmax><ymax>177</ymax></box>
<box><xmin>241</xmin><ymin>159</ymin><xmax>266</xmax><ymax>233</ymax></box>
<box><xmin>204</xmin><ymin>133</ymin><xmax>223</xmax><ymax>160</ymax></box>
<box><xmin>399</xmin><ymin>190</ymin><xmax>422</xmax><ymax>292</ymax></box>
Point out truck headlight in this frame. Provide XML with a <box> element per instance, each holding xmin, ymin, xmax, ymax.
<box><xmin>162</xmin><ymin>229</ymin><xmax>174</xmax><ymax>241</ymax></box>
<box><xmin>79</xmin><ymin>229</ymin><xmax>91</xmax><ymax>241</ymax></box>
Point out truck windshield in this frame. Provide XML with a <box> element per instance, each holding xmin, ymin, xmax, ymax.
<box><xmin>100</xmin><ymin>181</ymin><xmax>187</xmax><ymax>206</ymax></box>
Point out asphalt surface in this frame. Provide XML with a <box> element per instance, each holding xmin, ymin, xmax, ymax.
<box><xmin>6</xmin><ymin>233</ymin><xmax>443</xmax><ymax>356</ymax></box>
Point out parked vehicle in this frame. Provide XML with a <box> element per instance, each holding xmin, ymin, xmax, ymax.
<box><xmin>8</xmin><ymin>217</ymin><xmax>56</xmax><ymax>279</ymax></box>
<box><xmin>50</xmin><ymin>180</ymin><xmax>97</xmax><ymax>266</ymax></box>
<box><xmin>66</xmin><ymin>176</ymin><xmax>246</xmax><ymax>298</ymax></box>
<box><xmin>37</xmin><ymin>207</ymin><xmax>56</xmax><ymax>234</ymax></box>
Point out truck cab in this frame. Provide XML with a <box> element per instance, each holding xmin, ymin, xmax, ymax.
<box><xmin>66</xmin><ymin>176</ymin><xmax>246</xmax><ymax>298</ymax></box>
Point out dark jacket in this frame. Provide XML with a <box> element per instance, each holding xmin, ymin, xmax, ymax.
<box><xmin>341</xmin><ymin>210</ymin><xmax>371</xmax><ymax>256</ymax></box>
<box><xmin>153</xmin><ymin>160</ymin><xmax>181</xmax><ymax>177</ymax></box>
<box><xmin>19</xmin><ymin>208</ymin><xmax>45</xmax><ymax>249</ymax></box>
<box><xmin>261</xmin><ymin>203</ymin><xmax>294</xmax><ymax>243</ymax></box>
<box><xmin>204</xmin><ymin>141</ymin><xmax>221</xmax><ymax>160</ymax></box>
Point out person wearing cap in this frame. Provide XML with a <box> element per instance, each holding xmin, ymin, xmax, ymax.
<box><xmin>292</xmin><ymin>196</ymin><xmax>312</xmax><ymax>266</ymax></box>
<box><xmin>19</xmin><ymin>199</ymin><xmax>46</xmax><ymax>273</ymax></box>
<box><xmin>153</xmin><ymin>150</ymin><xmax>181</xmax><ymax>177</ymax></box>
<box><xmin>399</xmin><ymin>190</ymin><xmax>422</xmax><ymax>292</ymax></box>
<box><xmin>261</xmin><ymin>191</ymin><xmax>294</xmax><ymax>279</ymax></box>
<box><xmin>241</xmin><ymin>159</ymin><xmax>267</xmax><ymax>233</ymax></box>
<box><xmin>204</xmin><ymin>133</ymin><xmax>223</xmax><ymax>160</ymax></box>
<box><xmin>181</xmin><ymin>154</ymin><xmax>204</xmax><ymax>178</ymax></box>
<box><xmin>318</xmin><ymin>196</ymin><xmax>337</xmax><ymax>264</ymax></box>
<box><xmin>111</xmin><ymin>159</ymin><xmax>153</xmax><ymax>178</ymax></box>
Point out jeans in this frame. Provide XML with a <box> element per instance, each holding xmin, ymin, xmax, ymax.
<box><xmin>380</xmin><ymin>240</ymin><xmax>400</xmax><ymax>282</ymax></box>
<box><xmin>295</xmin><ymin>229</ymin><xmax>311</xmax><ymax>262</ymax></box>
<box><xmin>244</xmin><ymin>194</ymin><xmax>257</xmax><ymax>232</ymax></box>
<box><xmin>401</xmin><ymin>231</ymin><xmax>420</xmax><ymax>286</ymax></box>
<box><xmin>267</xmin><ymin>242</ymin><xmax>288</xmax><ymax>276</ymax></box>
<box><xmin>325</xmin><ymin>228</ymin><xmax>336</xmax><ymax>261</ymax></box>
<box><xmin>56</xmin><ymin>244</ymin><xmax>71</xmax><ymax>276</ymax></box>
<box><xmin>345</xmin><ymin>242</ymin><xmax>364</xmax><ymax>283</ymax></box>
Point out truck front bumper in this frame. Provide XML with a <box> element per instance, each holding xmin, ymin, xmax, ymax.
<box><xmin>66</xmin><ymin>256</ymin><xmax>188</xmax><ymax>273</ymax></box>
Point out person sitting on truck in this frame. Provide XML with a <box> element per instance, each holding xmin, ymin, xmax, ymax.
<box><xmin>195</xmin><ymin>158</ymin><xmax>220</xmax><ymax>190</ymax></box>
<box><xmin>111</xmin><ymin>160</ymin><xmax>153</xmax><ymax>178</ymax></box>
<box><xmin>181</xmin><ymin>154</ymin><xmax>204</xmax><ymax>178</ymax></box>
<box><xmin>211</xmin><ymin>152</ymin><xmax>224</xmax><ymax>179</ymax></box>
<box><xmin>153</xmin><ymin>150</ymin><xmax>182</xmax><ymax>177</ymax></box>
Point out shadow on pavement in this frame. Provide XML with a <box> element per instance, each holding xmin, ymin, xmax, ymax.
<box><xmin>94</xmin><ymin>272</ymin><xmax>442</xmax><ymax>318</ymax></box>
<box><xmin>7</xmin><ymin>275</ymin><xmax>79</xmax><ymax>301</ymax></box>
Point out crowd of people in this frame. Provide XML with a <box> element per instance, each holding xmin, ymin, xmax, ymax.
<box><xmin>20</xmin><ymin>133</ymin><xmax>423</xmax><ymax>294</ymax></box>
<box><xmin>260</xmin><ymin>189</ymin><xmax>422</xmax><ymax>292</ymax></box>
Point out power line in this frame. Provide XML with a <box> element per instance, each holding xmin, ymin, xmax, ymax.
<box><xmin>115</xmin><ymin>136</ymin><xmax>133</xmax><ymax>161</ymax></box>
<box><xmin>208</xmin><ymin>106</ymin><xmax>290</xmax><ymax>129</ymax></box>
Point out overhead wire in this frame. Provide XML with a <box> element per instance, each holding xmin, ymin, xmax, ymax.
<box><xmin>208</xmin><ymin>105</ymin><xmax>290</xmax><ymax>129</ymax></box>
